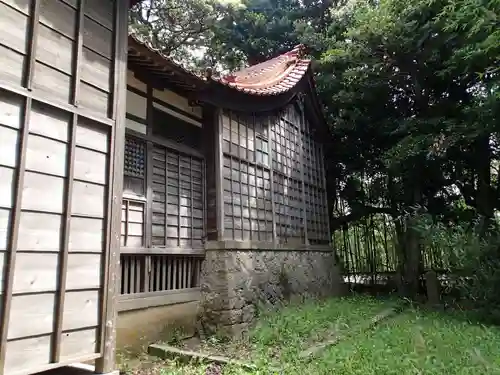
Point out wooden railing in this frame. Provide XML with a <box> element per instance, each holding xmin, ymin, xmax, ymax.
<box><xmin>118</xmin><ymin>253</ymin><xmax>202</xmax><ymax>311</ymax></box>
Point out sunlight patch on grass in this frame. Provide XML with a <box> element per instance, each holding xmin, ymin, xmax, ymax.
<box><xmin>311</xmin><ymin>309</ymin><xmax>500</xmax><ymax>375</ymax></box>
<box><xmin>249</xmin><ymin>295</ymin><xmax>395</xmax><ymax>367</ymax></box>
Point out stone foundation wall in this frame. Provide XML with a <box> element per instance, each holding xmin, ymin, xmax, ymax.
<box><xmin>199</xmin><ymin>249</ymin><xmax>344</xmax><ymax>337</ymax></box>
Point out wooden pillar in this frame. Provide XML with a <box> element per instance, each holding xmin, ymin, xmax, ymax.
<box><xmin>0</xmin><ymin>0</ymin><xmax>40</xmax><ymax>370</ymax></box>
<box><xmin>95</xmin><ymin>0</ymin><xmax>129</xmax><ymax>373</ymax></box>
<box><xmin>268</xmin><ymin>115</ymin><xmax>277</xmax><ymax>245</ymax></box>
<box><xmin>298</xmin><ymin>96</ymin><xmax>309</xmax><ymax>246</ymax></box>
<box><xmin>202</xmin><ymin>105</ymin><xmax>223</xmax><ymax>241</ymax></box>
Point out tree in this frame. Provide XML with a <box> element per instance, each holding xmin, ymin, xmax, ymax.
<box><xmin>129</xmin><ymin>0</ymin><xmax>241</xmax><ymax>69</ymax></box>
<box><xmin>203</xmin><ymin>0</ymin><xmax>336</xmax><ymax>70</ymax></box>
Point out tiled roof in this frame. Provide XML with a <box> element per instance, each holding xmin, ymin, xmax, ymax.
<box><xmin>127</xmin><ymin>33</ymin><xmax>205</xmax><ymax>91</ymax></box>
<box><xmin>212</xmin><ymin>45</ymin><xmax>311</xmax><ymax>96</ymax></box>
<box><xmin>127</xmin><ymin>35</ymin><xmax>311</xmax><ymax>97</ymax></box>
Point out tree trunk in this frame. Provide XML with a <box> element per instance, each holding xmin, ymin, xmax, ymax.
<box><xmin>475</xmin><ymin>135</ymin><xmax>494</xmax><ymax>235</ymax></box>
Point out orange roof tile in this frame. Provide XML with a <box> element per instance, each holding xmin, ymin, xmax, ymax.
<box><xmin>213</xmin><ymin>45</ymin><xmax>311</xmax><ymax>96</ymax></box>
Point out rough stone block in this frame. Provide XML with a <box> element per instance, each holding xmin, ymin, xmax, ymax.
<box><xmin>199</xmin><ymin>249</ymin><xmax>342</xmax><ymax>335</ymax></box>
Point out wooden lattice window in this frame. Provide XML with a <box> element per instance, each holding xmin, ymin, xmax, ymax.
<box><xmin>121</xmin><ymin>199</ymin><xmax>145</xmax><ymax>247</ymax></box>
<box><xmin>302</xmin><ymin>119</ymin><xmax>329</xmax><ymax>244</ymax></box>
<box><xmin>222</xmin><ymin>155</ymin><xmax>273</xmax><ymax>241</ymax></box>
<box><xmin>124</xmin><ymin>136</ymin><xmax>146</xmax><ymax>196</ymax></box>
<box><xmin>124</xmin><ymin>137</ymin><xmax>145</xmax><ymax>178</ymax></box>
<box><xmin>270</xmin><ymin>107</ymin><xmax>305</xmax><ymax>242</ymax></box>
<box><xmin>150</xmin><ymin>144</ymin><xmax>204</xmax><ymax>248</ymax></box>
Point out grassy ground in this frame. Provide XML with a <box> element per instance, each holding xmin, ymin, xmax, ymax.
<box><xmin>118</xmin><ymin>295</ymin><xmax>500</xmax><ymax>375</ymax></box>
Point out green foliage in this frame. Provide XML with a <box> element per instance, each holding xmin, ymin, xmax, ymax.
<box><xmin>412</xmin><ymin>213</ymin><xmax>500</xmax><ymax>321</ymax></box>
<box><xmin>130</xmin><ymin>0</ymin><xmax>500</xmax><ymax>296</ymax></box>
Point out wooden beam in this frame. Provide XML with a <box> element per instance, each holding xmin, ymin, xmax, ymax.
<box><xmin>0</xmin><ymin>0</ymin><xmax>40</xmax><ymax>370</ymax></box>
<box><xmin>145</xmin><ymin>84</ymin><xmax>153</xmax><ymax>249</ymax></box>
<box><xmin>118</xmin><ymin>288</ymin><xmax>201</xmax><ymax>312</ymax></box>
<box><xmin>51</xmin><ymin>0</ymin><xmax>84</xmax><ymax>361</ymax></box>
<box><xmin>298</xmin><ymin>97</ymin><xmax>309</xmax><ymax>246</ymax></box>
<box><xmin>268</xmin><ymin>115</ymin><xmax>277</xmax><ymax>245</ymax></box>
<box><xmin>126</xmin><ymin>127</ymin><xmax>205</xmax><ymax>159</ymax></box>
<box><xmin>51</xmin><ymin>112</ymin><xmax>77</xmax><ymax>362</ymax></box>
<box><xmin>319</xmin><ymin>143</ymin><xmax>332</xmax><ymax>245</ymax></box>
<box><xmin>94</xmin><ymin>0</ymin><xmax>128</xmax><ymax>372</ymax></box>
<box><xmin>0</xmin><ymin>98</ymin><xmax>31</xmax><ymax>375</ymax></box>
<box><xmin>214</xmin><ymin>108</ymin><xmax>224</xmax><ymax>240</ymax></box>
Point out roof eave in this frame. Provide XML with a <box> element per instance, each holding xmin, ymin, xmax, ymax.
<box><xmin>127</xmin><ymin>35</ymin><xmax>206</xmax><ymax>94</ymax></box>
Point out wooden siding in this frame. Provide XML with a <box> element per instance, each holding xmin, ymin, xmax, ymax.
<box><xmin>0</xmin><ymin>0</ymin><xmax>129</xmax><ymax>374</ymax></box>
<box><xmin>219</xmin><ymin>104</ymin><xmax>330</xmax><ymax>245</ymax></box>
<box><xmin>120</xmin><ymin>72</ymin><xmax>206</xmax><ymax>311</ymax></box>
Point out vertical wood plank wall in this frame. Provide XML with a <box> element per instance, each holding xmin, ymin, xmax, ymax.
<box><xmin>0</xmin><ymin>0</ymin><xmax>128</xmax><ymax>374</ymax></box>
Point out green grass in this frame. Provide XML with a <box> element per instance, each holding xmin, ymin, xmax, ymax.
<box><xmin>119</xmin><ymin>295</ymin><xmax>500</xmax><ymax>375</ymax></box>
<box><xmin>249</xmin><ymin>295</ymin><xmax>395</xmax><ymax>364</ymax></box>
<box><xmin>312</xmin><ymin>309</ymin><xmax>500</xmax><ymax>375</ymax></box>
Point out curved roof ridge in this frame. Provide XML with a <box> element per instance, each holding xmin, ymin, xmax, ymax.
<box><xmin>212</xmin><ymin>44</ymin><xmax>311</xmax><ymax>96</ymax></box>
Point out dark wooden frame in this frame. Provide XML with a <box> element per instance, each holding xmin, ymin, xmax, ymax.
<box><xmin>0</xmin><ymin>0</ymin><xmax>129</xmax><ymax>374</ymax></box>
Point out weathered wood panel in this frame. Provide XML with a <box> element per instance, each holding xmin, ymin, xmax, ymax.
<box><xmin>8</xmin><ymin>293</ymin><xmax>56</xmax><ymax>339</ymax></box>
<box><xmin>17</xmin><ymin>212</ymin><xmax>62</xmax><ymax>251</ymax></box>
<box><xmin>0</xmin><ymin>0</ymin><xmax>126</xmax><ymax>372</ymax></box>
<box><xmin>0</xmin><ymin>90</ymin><xmax>23</xmax><ymax>128</ymax></box>
<box><xmin>5</xmin><ymin>335</ymin><xmax>52</xmax><ymax>375</ymax></box>
<box><xmin>126</xmin><ymin>89</ymin><xmax>147</xmax><ymax>119</ymax></box>
<box><xmin>82</xmin><ymin>48</ymin><xmax>111</xmax><ymax>93</ymax></box>
<box><xmin>79</xmin><ymin>82</ymin><xmax>110</xmax><ymax>116</ymax></box>
<box><xmin>0</xmin><ymin>2</ymin><xmax>28</xmax><ymax>54</ymax></box>
<box><xmin>36</xmin><ymin>24</ymin><xmax>74</xmax><ymax>75</ymax></box>
<box><xmin>21</xmin><ymin>172</ymin><xmax>65</xmax><ymax>213</ymax></box>
<box><xmin>66</xmin><ymin>253</ymin><xmax>101</xmax><ymax>290</ymax></box>
<box><xmin>0</xmin><ymin>126</ymin><xmax>19</xmax><ymax>168</ymax></box>
<box><xmin>83</xmin><ymin>16</ymin><xmax>112</xmax><ymax>59</ymax></box>
<box><xmin>1</xmin><ymin>0</ymin><xmax>31</xmax><ymax>15</ymax></box>
<box><xmin>0</xmin><ymin>2</ymin><xmax>28</xmax><ymax>85</ymax></box>
<box><xmin>33</xmin><ymin>62</ymin><xmax>72</xmax><ymax>104</ymax></box>
<box><xmin>68</xmin><ymin>217</ymin><xmax>104</xmax><ymax>252</ymax></box>
<box><xmin>125</xmin><ymin>117</ymin><xmax>147</xmax><ymax>134</ymax></box>
<box><xmin>74</xmin><ymin>147</ymin><xmax>107</xmax><ymax>185</ymax></box>
<box><xmin>40</xmin><ymin>0</ymin><xmax>77</xmax><ymax>39</ymax></box>
<box><xmin>0</xmin><ymin>46</ymin><xmax>24</xmax><ymax>86</ymax></box>
<box><xmin>0</xmin><ymin>209</ymin><xmax>9</xmax><ymax>251</ymax></box>
<box><xmin>75</xmin><ymin>117</ymin><xmax>109</xmax><ymax>153</ymax></box>
<box><xmin>12</xmin><ymin>254</ymin><xmax>58</xmax><ymax>294</ymax></box>
<box><xmin>62</xmin><ymin>290</ymin><xmax>99</xmax><ymax>330</ymax></box>
<box><xmin>0</xmin><ymin>166</ymin><xmax>14</xmax><ymax>208</ymax></box>
<box><xmin>29</xmin><ymin>102</ymin><xmax>71</xmax><ymax>142</ymax></box>
<box><xmin>25</xmin><ymin>134</ymin><xmax>68</xmax><ymax>177</ymax></box>
<box><xmin>71</xmin><ymin>181</ymin><xmax>105</xmax><ymax>218</ymax></box>
<box><xmin>60</xmin><ymin>328</ymin><xmax>98</xmax><ymax>361</ymax></box>
<box><xmin>85</xmin><ymin>0</ymin><xmax>113</xmax><ymax>30</ymax></box>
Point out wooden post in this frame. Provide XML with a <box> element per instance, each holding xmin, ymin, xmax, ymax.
<box><xmin>95</xmin><ymin>0</ymin><xmax>128</xmax><ymax>373</ymax></box>
<box><xmin>215</xmin><ymin>108</ymin><xmax>224</xmax><ymax>240</ymax></box>
<box><xmin>268</xmin><ymin>115</ymin><xmax>277</xmax><ymax>246</ymax></box>
<box><xmin>0</xmin><ymin>0</ymin><xmax>40</xmax><ymax>371</ymax></box>
<box><xmin>425</xmin><ymin>270</ymin><xmax>441</xmax><ymax>306</ymax></box>
<box><xmin>298</xmin><ymin>97</ymin><xmax>309</xmax><ymax>246</ymax></box>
